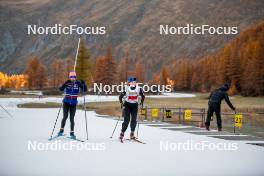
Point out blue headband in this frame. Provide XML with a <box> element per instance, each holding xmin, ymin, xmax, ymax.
<box><xmin>128</xmin><ymin>77</ymin><xmax>136</xmax><ymax>82</ymax></box>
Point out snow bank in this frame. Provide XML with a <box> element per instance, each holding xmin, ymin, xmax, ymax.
<box><xmin>147</xmin><ymin>92</ymin><xmax>196</xmax><ymax>98</ymax></box>
<box><xmin>0</xmin><ymin>92</ymin><xmax>195</xmax><ymax>109</ymax></box>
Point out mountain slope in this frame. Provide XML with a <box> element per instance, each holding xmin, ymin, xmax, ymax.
<box><xmin>0</xmin><ymin>0</ymin><xmax>264</xmax><ymax>74</ymax></box>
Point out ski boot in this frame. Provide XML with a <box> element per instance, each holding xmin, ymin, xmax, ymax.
<box><xmin>119</xmin><ymin>132</ymin><xmax>124</xmax><ymax>142</ymax></box>
<box><xmin>218</xmin><ymin>127</ymin><xmax>222</xmax><ymax>132</ymax></box>
<box><xmin>58</xmin><ymin>128</ymin><xmax>64</xmax><ymax>136</ymax></box>
<box><xmin>130</xmin><ymin>132</ymin><xmax>136</xmax><ymax>140</ymax></box>
<box><xmin>70</xmin><ymin>131</ymin><xmax>76</xmax><ymax>139</ymax></box>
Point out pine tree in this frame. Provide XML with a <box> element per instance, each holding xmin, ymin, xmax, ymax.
<box><xmin>160</xmin><ymin>66</ymin><xmax>169</xmax><ymax>85</ymax></box>
<box><xmin>94</xmin><ymin>56</ymin><xmax>106</xmax><ymax>84</ymax></box>
<box><xmin>217</xmin><ymin>45</ymin><xmax>231</xmax><ymax>86</ymax></box>
<box><xmin>242</xmin><ymin>40</ymin><xmax>264</xmax><ymax>96</ymax></box>
<box><xmin>150</xmin><ymin>72</ymin><xmax>160</xmax><ymax>85</ymax></box>
<box><xmin>118</xmin><ymin>50</ymin><xmax>131</xmax><ymax>83</ymax></box>
<box><xmin>24</xmin><ymin>56</ymin><xmax>47</xmax><ymax>89</ymax></box>
<box><xmin>75</xmin><ymin>38</ymin><xmax>93</xmax><ymax>86</ymax></box>
<box><xmin>118</xmin><ymin>59</ymin><xmax>127</xmax><ymax>83</ymax></box>
<box><xmin>51</xmin><ymin>58</ymin><xmax>65</xmax><ymax>88</ymax></box>
<box><xmin>65</xmin><ymin>57</ymin><xmax>74</xmax><ymax>78</ymax></box>
<box><xmin>135</xmin><ymin>62</ymin><xmax>145</xmax><ymax>83</ymax></box>
<box><xmin>102</xmin><ymin>47</ymin><xmax>117</xmax><ymax>85</ymax></box>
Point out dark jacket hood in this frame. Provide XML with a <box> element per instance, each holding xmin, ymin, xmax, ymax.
<box><xmin>219</xmin><ymin>84</ymin><xmax>229</xmax><ymax>91</ymax></box>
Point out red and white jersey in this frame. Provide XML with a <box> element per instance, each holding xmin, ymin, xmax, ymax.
<box><xmin>125</xmin><ymin>85</ymin><xmax>142</xmax><ymax>103</ymax></box>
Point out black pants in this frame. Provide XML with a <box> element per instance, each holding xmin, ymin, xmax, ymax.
<box><xmin>205</xmin><ymin>102</ymin><xmax>222</xmax><ymax>128</ymax></box>
<box><xmin>60</xmin><ymin>102</ymin><xmax>77</xmax><ymax>131</ymax></box>
<box><xmin>121</xmin><ymin>102</ymin><xmax>138</xmax><ymax>133</ymax></box>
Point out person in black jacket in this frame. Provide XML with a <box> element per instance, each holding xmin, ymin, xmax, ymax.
<box><xmin>119</xmin><ymin>77</ymin><xmax>145</xmax><ymax>140</ymax></box>
<box><xmin>205</xmin><ymin>84</ymin><xmax>236</xmax><ymax>131</ymax></box>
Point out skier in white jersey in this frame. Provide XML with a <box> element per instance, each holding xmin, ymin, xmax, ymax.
<box><xmin>119</xmin><ymin>77</ymin><xmax>145</xmax><ymax>140</ymax></box>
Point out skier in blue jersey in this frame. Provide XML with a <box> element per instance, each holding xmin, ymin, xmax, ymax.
<box><xmin>57</xmin><ymin>71</ymin><xmax>87</xmax><ymax>139</ymax></box>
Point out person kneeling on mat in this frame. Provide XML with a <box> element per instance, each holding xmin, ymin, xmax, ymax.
<box><xmin>119</xmin><ymin>77</ymin><xmax>145</xmax><ymax>140</ymax></box>
<box><xmin>58</xmin><ymin>71</ymin><xmax>87</xmax><ymax>139</ymax></box>
<box><xmin>205</xmin><ymin>84</ymin><xmax>236</xmax><ymax>131</ymax></box>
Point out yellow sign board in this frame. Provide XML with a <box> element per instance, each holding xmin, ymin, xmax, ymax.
<box><xmin>234</xmin><ymin>114</ymin><xmax>243</xmax><ymax>128</ymax></box>
<box><xmin>184</xmin><ymin>109</ymin><xmax>192</xmax><ymax>120</ymax></box>
<box><xmin>151</xmin><ymin>109</ymin><xmax>159</xmax><ymax>118</ymax></box>
<box><xmin>140</xmin><ymin>108</ymin><xmax>146</xmax><ymax>116</ymax></box>
<box><xmin>165</xmin><ymin>110</ymin><xmax>172</xmax><ymax>118</ymax></box>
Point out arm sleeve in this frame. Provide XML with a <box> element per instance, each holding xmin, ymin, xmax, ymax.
<box><xmin>59</xmin><ymin>80</ymin><xmax>69</xmax><ymax>91</ymax></box>
<box><xmin>139</xmin><ymin>88</ymin><xmax>145</xmax><ymax>104</ymax></box>
<box><xmin>224</xmin><ymin>93</ymin><xmax>235</xmax><ymax>110</ymax></box>
<box><xmin>209</xmin><ymin>92</ymin><xmax>213</xmax><ymax>99</ymax></box>
<box><xmin>119</xmin><ymin>92</ymin><xmax>126</xmax><ymax>103</ymax></box>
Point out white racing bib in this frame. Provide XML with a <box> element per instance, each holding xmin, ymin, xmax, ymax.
<box><xmin>125</xmin><ymin>86</ymin><xmax>141</xmax><ymax>103</ymax></box>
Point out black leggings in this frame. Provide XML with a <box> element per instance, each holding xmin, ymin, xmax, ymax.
<box><xmin>60</xmin><ymin>102</ymin><xmax>77</xmax><ymax>131</ymax></box>
<box><xmin>121</xmin><ymin>102</ymin><xmax>138</xmax><ymax>133</ymax></box>
<box><xmin>205</xmin><ymin>102</ymin><xmax>222</xmax><ymax>128</ymax></box>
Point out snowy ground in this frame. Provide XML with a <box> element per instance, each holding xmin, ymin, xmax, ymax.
<box><xmin>0</xmin><ymin>98</ymin><xmax>263</xmax><ymax>176</ymax></box>
<box><xmin>0</xmin><ymin>92</ymin><xmax>196</xmax><ymax>108</ymax></box>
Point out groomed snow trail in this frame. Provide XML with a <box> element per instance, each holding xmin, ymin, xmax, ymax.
<box><xmin>0</xmin><ymin>98</ymin><xmax>263</xmax><ymax>176</ymax></box>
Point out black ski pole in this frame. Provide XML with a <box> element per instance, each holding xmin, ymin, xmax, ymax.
<box><xmin>110</xmin><ymin>104</ymin><xmax>123</xmax><ymax>138</ymax></box>
<box><xmin>49</xmin><ymin>102</ymin><xmax>63</xmax><ymax>139</ymax></box>
<box><xmin>137</xmin><ymin>104</ymin><xmax>144</xmax><ymax>138</ymax></box>
<box><xmin>136</xmin><ymin>121</ymin><xmax>140</xmax><ymax>138</ymax></box>
<box><xmin>0</xmin><ymin>104</ymin><xmax>13</xmax><ymax>118</ymax></box>
<box><xmin>110</xmin><ymin>115</ymin><xmax>121</xmax><ymax>138</ymax></box>
<box><xmin>83</xmin><ymin>94</ymin><xmax>88</xmax><ymax>140</ymax></box>
<box><xmin>233</xmin><ymin>110</ymin><xmax>237</xmax><ymax>134</ymax></box>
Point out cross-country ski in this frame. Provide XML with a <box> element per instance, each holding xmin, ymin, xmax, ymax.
<box><xmin>48</xmin><ymin>134</ymin><xmax>66</xmax><ymax>141</ymax></box>
<box><xmin>66</xmin><ymin>136</ymin><xmax>85</xmax><ymax>143</ymax></box>
<box><xmin>125</xmin><ymin>138</ymin><xmax>146</xmax><ymax>144</ymax></box>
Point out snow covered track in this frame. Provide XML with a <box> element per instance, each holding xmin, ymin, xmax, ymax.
<box><xmin>0</xmin><ymin>99</ymin><xmax>263</xmax><ymax>175</ymax></box>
